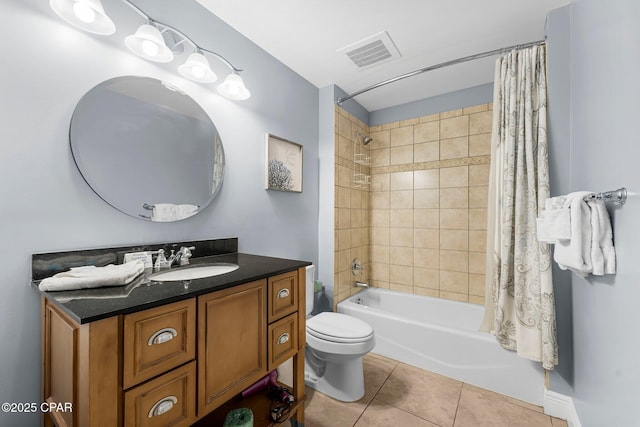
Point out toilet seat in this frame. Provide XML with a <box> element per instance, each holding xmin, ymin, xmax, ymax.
<box><xmin>306</xmin><ymin>312</ymin><xmax>374</xmax><ymax>343</ymax></box>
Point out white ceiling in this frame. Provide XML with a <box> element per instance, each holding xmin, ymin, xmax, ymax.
<box><xmin>197</xmin><ymin>0</ymin><xmax>570</xmax><ymax>111</ymax></box>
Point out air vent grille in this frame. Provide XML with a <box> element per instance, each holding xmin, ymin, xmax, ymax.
<box><xmin>337</xmin><ymin>31</ymin><xmax>401</xmax><ymax>69</ymax></box>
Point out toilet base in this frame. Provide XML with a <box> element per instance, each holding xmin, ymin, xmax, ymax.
<box><xmin>304</xmin><ymin>356</ymin><xmax>365</xmax><ymax>402</ymax></box>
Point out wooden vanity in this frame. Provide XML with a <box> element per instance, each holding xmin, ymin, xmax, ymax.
<box><xmin>37</xmin><ymin>244</ymin><xmax>308</xmax><ymax>427</ymax></box>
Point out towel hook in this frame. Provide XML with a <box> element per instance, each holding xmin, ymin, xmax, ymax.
<box><xmin>584</xmin><ymin>187</ymin><xmax>627</xmax><ymax>205</ymax></box>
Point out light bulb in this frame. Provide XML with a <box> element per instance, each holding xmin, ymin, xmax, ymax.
<box><xmin>141</xmin><ymin>40</ymin><xmax>159</xmax><ymax>57</ymax></box>
<box><xmin>191</xmin><ymin>66</ymin><xmax>205</xmax><ymax>79</ymax></box>
<box><xmin>73</xmin><ymin>1</ymin><xmax>96</xmax><ymax>23</ymax></box>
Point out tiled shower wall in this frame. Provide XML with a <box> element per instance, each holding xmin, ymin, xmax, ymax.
<box><xmin>333</xmin><ymin>107</ymin><xmax>371</xmax><ymax>309</ymax></box>
<box><xmin>368</xmin><ymin>104</ymin><xmax>492</xmax><ymax>304</ymax></box>
<box><xmin>333</xmin><ymin>103</ymin><xmax>491</xmax><ymax>307</ymax></box>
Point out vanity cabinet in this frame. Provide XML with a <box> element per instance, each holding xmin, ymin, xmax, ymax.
<box><xmin>40</xmin><ymin>266</ymin><xmax>306</xmax><ymax>427</ymax></box>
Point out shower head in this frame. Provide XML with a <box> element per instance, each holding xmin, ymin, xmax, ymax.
<box><xmin>362</xmin><ymin>136</ymin><xmax>373</xmax><ymax>145</ymax></box>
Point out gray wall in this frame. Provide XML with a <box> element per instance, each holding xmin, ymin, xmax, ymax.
<box><xmin>0</xmin><ymin>0</ymin><xmax>318</xmax><ymax>424</ymax></box>
<box><xmin>568</xmin><ymin>0</ymin><xmax>640</xmax><ymax>424</ymax></box>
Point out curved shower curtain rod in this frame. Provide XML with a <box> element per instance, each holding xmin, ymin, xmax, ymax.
<box><xmin>336</xmin><ymin>39</ymin><xmax>546</xmax><ymax>105</ymax></box>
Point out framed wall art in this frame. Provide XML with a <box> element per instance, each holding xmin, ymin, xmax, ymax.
<box><xmin>265</xmin><ymin>133</ymin><xmax>303</xmax><ymax>192</ymax></box>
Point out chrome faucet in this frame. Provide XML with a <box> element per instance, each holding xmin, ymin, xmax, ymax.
<box><xmin>355</xmin><ymin>281</ymin><xmax>369</xmax><ymax>288</ymax></box>
<box><xmin>168</xmin><ymin>246</ymin><xmax>195</xmax><ymax>266</ymax></box>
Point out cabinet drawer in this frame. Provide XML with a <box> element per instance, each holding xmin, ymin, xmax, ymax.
<box><xmin>124</xmin><ymin>361</ymin><xmax>196</xmax><ymax>427</ymax></box>
<box><xmin>124</xmin><ymin>299</ymin><xmax>196</xmax><ymax>389</ymax></box>
<box><xmin>268</xmin><ymin>313</ymin><xmax>299</xmax><ymax>370</ymax></box>
<box><xmin>268</xmin><ymin>270</ymin><xmax>298</xmax><ymax>323</ymax></box>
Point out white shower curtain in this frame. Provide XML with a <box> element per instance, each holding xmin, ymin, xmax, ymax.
<box><xmin>480</xmin><ymin>44</ymin><xmax>558</xmax><ymax>370</ymax></box>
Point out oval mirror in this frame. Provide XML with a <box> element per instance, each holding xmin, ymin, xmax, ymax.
<box><xmin>70</xmin><ymin>76</ymin><xmax>224</xmax><ymax>221</ymax></box>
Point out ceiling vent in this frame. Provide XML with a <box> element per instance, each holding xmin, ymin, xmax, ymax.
<box><xmin>337</xmin><ymin>31</ymin><xmax>401</xmax><ymax>69</ymax></box>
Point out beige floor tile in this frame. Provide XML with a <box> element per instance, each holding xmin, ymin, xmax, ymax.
<box><xmin>304</xmin><ymin>387</ymin><xmax>364</xmax><ymax>427</ymax></box>
<box><xmin>355</xmin><ymin>399</ymin><xmax>439</xmax><ymax>427</ymax></box>
<box><xmin>454</xmin><ymin>384</ymin><xmax>552</xmax><ymax>427</ymax></box>
<box><xmin>462</xmin><ymin>383</ymin><xmax>544</xmax><ymax>413</ymax></box>
<box><xmin>375</xmin><ymin>363</ymin><xmax>462</xmax><ymax>427</ymax></box>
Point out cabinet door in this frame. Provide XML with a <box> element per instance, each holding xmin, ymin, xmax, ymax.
<box><xmin>197</xmin><ymin>280</ymin><xmax>267</xmax><ymax>416</ymax></box>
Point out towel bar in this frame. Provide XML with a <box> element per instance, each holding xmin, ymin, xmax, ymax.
<box><xmin>583</xmin><ymin>188</ymin><xmax>627</xmax><ymax>205</ymax></box>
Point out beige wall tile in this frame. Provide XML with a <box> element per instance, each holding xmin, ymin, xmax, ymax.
<box><xmin>469</xmin><ymin>164</ymin><xmax>490</xmax><ymax>186</ymax></box>
<box><xmin>337</xmin><ymin>249</ymin><xmax>351</xmax><ymax>272</ymax></box>
<box><xmin>440</xmin><ymin>187</ymin><xmax>468</xmax><ymax>208</ymax></box>
<box><xmin>337</xmin><ymin>135</ymin><xmax>351</xmax><ymax>160</ymax></box>
<box><xmin>336</xmin><ymin>185</ymin><xmax>351</xmax><ymax>208</ymax></box>
<box><xmin>414</xmin><ymin>169</ymin><xmax>439</xmax><ymax>189</ymax></box>
<box><xmin>440</xmin><ymin>108</ymin><xmax>463</xmax><ymax>119</ymax></box>
<box><xmin>390</xmin><ymin>247</ymin><xmax>414</xmax><ymax>266</ymax></box>
<box><xmin>390</xmin><ymin>283</ymin><xmax>413</xmax><ymax>293</ymax></box>
<box><xmin>440</xmin><ymin>209</ymin><xmax>469</xmax><ymax>230</ymax></box>
<box><xmin>351</xmin><ymin>228</ymin><xmax>363</xmax><ymax>247</ymax></box>
<box><xmin>440</xmin><ymin>250</ymin><xmax>469</xmax><ymax>273</ymax></box>
<box><xmin>415</xmin><ymin>141</ymin><xmax>439</xmax><ymax>162</ymax></box>
<box><xmin>414</xmin><ymin>228</ymin><xmax>439</xmax><ymax>249</ymax></box>
<box><xmin>337</xmin><ymin>114</ymin><xmax>352</xmax><ymax>138</ymax></box>
<box><xmin>413</xmin><ymin>267</ymin><xmax>439</xmax><ymax>289</ymax></box>
<box><xmin>419</xmin><ymin>112</ymin><xmax>440</xmax><ymax>123</ymax></box>
<box><xmin>440</xmin><ymin>166</ymin><xmax>469</xmax><ymax>188</ymax></box>
<box><xmin>390</xmin><ymin>171</ymin><xmax>414</xmax><ymax>190</ymax></box>
<box><xmin>469</xmin><ymin>111</ymin><xmax>493</xmax><ymax>135</ymax></box>
<box><xmin>371</xmin><ymin>173</ymin><xmax>390</xmax><ymax>192</ymax></box>
<box><xmin>390</xmin><ymin>208</ymin><xmax>413</xmax><ymax>227</ymax></box>
<box><xmin>469</xmin><ymin>186</ymin><xmax>488</xmax><ymax>208</ymax></box>
<box><xmin>390</xmin><ymin>191</ymin><xmax>413</xmax><ymax>209</ymax></box>
<box><xmin>336</xmin><ymin>208</ymin><xmax>350</xmax><ymax>229</ymax></box>
<box><xmin>440</xmin><ymin>270</ymin><xmax>469</xmax><ymax>294</ymax></box>
<box><xmin>371</xmin><ymin>209</ymin><xmax>390</xmax><ymax>227</ymax></box>
<box><xmin>336</xmin><ymin>164</ymin><xmax>352</xmax><ymax>188</ymax></box>
<box><xmin>372</xmin><ymin>280</ymin><xmax>390</xmax><ymax>289</ymax></box>
<box><xmin>381</xmin><ymin>121</ymin><xmax>399</xmax><ymax>130</ymax></box>
<box><xmin>414</xmin><ymin>121</ymin><xmax>439</xmax><ymax>143</ymax></box>
<box><xmin>336</xmin><ymin>229</ymin><xmax>351</xmax><ymax>251</ymax></box>
<box><xmin>469</xmin><ymin>252</ymin><xmax>486</xmax><ymax>274</ymax></box>
<box><xmin>390</xmin><ymin>265</ymin><xmax>413</xmax><ymax>285</ymax></box>
<box><xmin>414</xmin><ymin>248</ymin><xmax>440</xmax><ymax>269</ymax></box>
<box><xmin>400</xmin><ymin>117</ymin><xmax>419</xmax><ymax>127</ymax></box>
<box><xmin>440</xmin><ymin>229</ymin><xmax>468</xmax><ymax>251</ymax></box>
<box><xmin>463</xmin><ymin>104</ymin><xmax>488</xmax><ymax>115</ymax></box>
<box><xmin>414</xmin><ymin>209</ymin><xmax>439</xmax><ymax>229</ymax></box>
<box><xmin>370</xmin><ymin>130</ymin><xmax>390</xmax><ymax>149</ymax></box>
<box><xmin>371</xmin><ymin>191</ymin><xmax>390</xmax><ymax>209</ymax></box>
<box><xmin>415</xmin><ymin>287</ymin><xmax>440</xmax><ymax>297</ymax></box>
<box><xmin>415</xmin><ymin>189</ymin><xmax>440</xmax><ymax>208</ymax></box>
<box><xmin>469</xmin><ymin>133</ymin><xmax>491</xmax><ymax>157</ymax></box>
<box><xmin>371</xmin><ymin>263</ymin><xmax>390</xmax><ymax>281</ymax></box>
<box><xmin>371</xmin><ymin>227</ymin><xmax>390</xmax><ymax>246</ymax></box>
<box><xmin>469</xmin><ymin>295</ymin><xmax>484</xmax><ymax>305</ymax></box>
<box><xmin>390</xmin><ymin>145</ymin><xmax>414</xmax><ymax>165</ymax></box>
<box><xmin>371</xmin><ymin>245</ymin><xmax>390</xmax><ymax>263</ymax></box>
<box><xmin>371</xmin><ymin>148</ymin><xmax>390</xmax><ymax>167</ymax></box>
<box><xmin>469</xmin><ymin>273</ymin><xmax>485</xmax><ymax>296</ymax></box>
<box><xmin>469</xmin><ymin>230</ymin><xmax>487</xmax><ymax>252</ymax></box>
<box><xmin>351</xmin><ymin>189</ymin><xmax>363</xmax><ymax>208</ymax></box>
<box><xmin>390</xmin><ymin>126</ymin><xmax>414</xmax><ymax>147</ymax></box>
<box><xmin>440</xmin><ymin>115</ymin><xmax>469</xmax><ymax>139</ymax></box>
<box><xmin>390</xmin><ymin>228</ymin><xmax>414</xmax><ymax>247</ymax></box>
<box><xmin>469</xmin><ymin>208</ymin><xmax>488</xmax><ymax>230</ymax></box>
<box><xmin>440</xmin><ymin>136</ymin><xmax>469</xmax><ymax>160</ymax></box>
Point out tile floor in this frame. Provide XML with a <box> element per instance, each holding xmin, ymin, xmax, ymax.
<box><xmin>304</xmin><ymin>353</ymin><xmax>569</xmax><ymax>427</ymax></box>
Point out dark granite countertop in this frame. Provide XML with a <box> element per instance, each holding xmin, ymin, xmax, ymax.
<box><xmin>35</xmin><ymin>252</ymin><xmax>311</xmax><ymax>324</ymax></box>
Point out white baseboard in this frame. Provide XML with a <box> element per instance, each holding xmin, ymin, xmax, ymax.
<box><xmin>544</xmin><ymin>389</ymin><xmax>582</xmax><ymax>427</ymax></box>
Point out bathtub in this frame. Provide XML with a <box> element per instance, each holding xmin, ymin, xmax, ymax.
<box><xmin>337</xmin><ymin>288</ymin><xmax>545</xmax><ymax>405</ymax></box>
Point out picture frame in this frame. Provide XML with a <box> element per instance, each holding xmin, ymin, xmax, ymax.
<box><xmin>265</xmin><ymin>133</ymin><xmax>303</xmax><ymax>192</ymax></box>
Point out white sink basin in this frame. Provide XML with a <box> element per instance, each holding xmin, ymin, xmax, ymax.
<box><xmin>148</xmin><ymin>263</ymin><xmax>239</xmax><ymax>281</ymax></box>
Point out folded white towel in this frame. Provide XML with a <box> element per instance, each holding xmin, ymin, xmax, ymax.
<box><xmin>536</xmin><ymin>195</ymin><xmax>571</xmax><ymax>243</ymax></box>
<box><xmin>553</xmin><ymin>191</ymin><xmax>593</xmax><ymax>276</ymax></box>
<box><xmin>152</xmin><ymin>204</ymin><xmax>198</xmax><ymax>222</ymax></box>
<box><xmin>587</xmin><ymin>199</ymin><xmax>616</xmax><ymax>275</ymax></box>
<box><xmin>39</xmin><ymin>260</ymin><xmax>145</xmax><ymax>292</ymax></box>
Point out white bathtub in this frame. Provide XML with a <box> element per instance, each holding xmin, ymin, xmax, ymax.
<box><xmin>337</xmin><ymin>288</ymin><xmax>545</xmax><ymax>405</ymax></box>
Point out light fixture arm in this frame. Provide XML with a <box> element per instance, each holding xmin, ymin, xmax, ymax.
<box><xmin>119</xmin><ymin>0</ymin><xmax>242</xmax><ymax>73</ymax></box>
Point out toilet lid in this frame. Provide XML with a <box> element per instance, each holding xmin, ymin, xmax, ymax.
<box><xmin>306</xmin><ymin>312</ymin><xmax>374</xmax><ymax>343</ymax></box>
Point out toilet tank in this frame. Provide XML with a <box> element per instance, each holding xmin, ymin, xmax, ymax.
<box><xmin>305</xmin><ymin>265</ymin><xmax>315</xmax><ymax>316</ymax></box>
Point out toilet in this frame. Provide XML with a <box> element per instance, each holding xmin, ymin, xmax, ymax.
<box><xmin>304</xmin><ymin>265</ymin><xmax>375</xmax><ymax>402</ymax></box>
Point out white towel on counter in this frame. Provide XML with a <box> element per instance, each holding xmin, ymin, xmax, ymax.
<box><xmin>152</xmin><ymin>204</ymin><xmax>198</xmax><ymax>222</ymax></box>
<box><xmin>39</xmin><ymin>260</ymin><xmax>145</xmax><ymax>292</ymax></box>
<box><xmin>553</xmin><ymin>192</ymin><xmax>593</xmax><ymax>276</ymax></box>
<box><xmin>536</xmin><ymin>195</ymin><xmax>571</xmax><ymax>243</ymax></box>
<box><xmin>587</xmin><ymin>199</ymin><xmax>616</xmax><ymax>275</ymax></box>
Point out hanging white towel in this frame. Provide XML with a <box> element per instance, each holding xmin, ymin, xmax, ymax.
<box><xmin>39</xmin><ymin>260</ymin><xmax>145</xmax><ymax>292</ymax></box>
<box><xmin>553</xmin><ymin>191</ymin><xmax>593</xmax><ymax>276</ymax></box>
<box><xmin>587</xmin><ymin>199</ymin><xmax>616</xmax><ymax>275</ymax></box>
<box><xmin>152</xmin><ymin>204</ymin><xmax>198</xmax><ymax>222</ymax></box>
<box><xmin>536</xmin><ymin>195</ymin><xmax>571</xmax><ymax>243</ymax></box>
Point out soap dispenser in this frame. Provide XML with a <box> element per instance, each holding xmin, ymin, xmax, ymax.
<box><xmin>154</xmin><ymin>249</ymin><xmax>168</xmax><ymax>271</ymax></box>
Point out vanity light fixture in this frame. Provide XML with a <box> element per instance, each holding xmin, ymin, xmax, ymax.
<box><xmin>49</xmin><ymin>0</ymin><xmax>116</xmax><ymax>35</ymax></box>
<box><xmin>49</xmin><ymin>0</ymin><xmax>250</xmax><ymax>100</ymax></box>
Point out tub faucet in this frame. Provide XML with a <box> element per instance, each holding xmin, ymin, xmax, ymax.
<box><xmin>168</xmin><ymin>246</ymin><xmax>195</xmax><ymax>266</ymax></box>
<box><xmin>355</xmin><ymin>281</ymin><xmax>369</xmax><ymax>288</ymax></box>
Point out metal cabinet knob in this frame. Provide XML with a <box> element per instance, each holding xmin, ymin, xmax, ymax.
<box><xmin>148</xmin><ymin>396</ymin><xmax>177</xmax><ymax>418</ymax></box>
<box><xmin>148</xmin><ymin>328</ymin><xmax>177</xmax><ymax>346</ymax></box>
